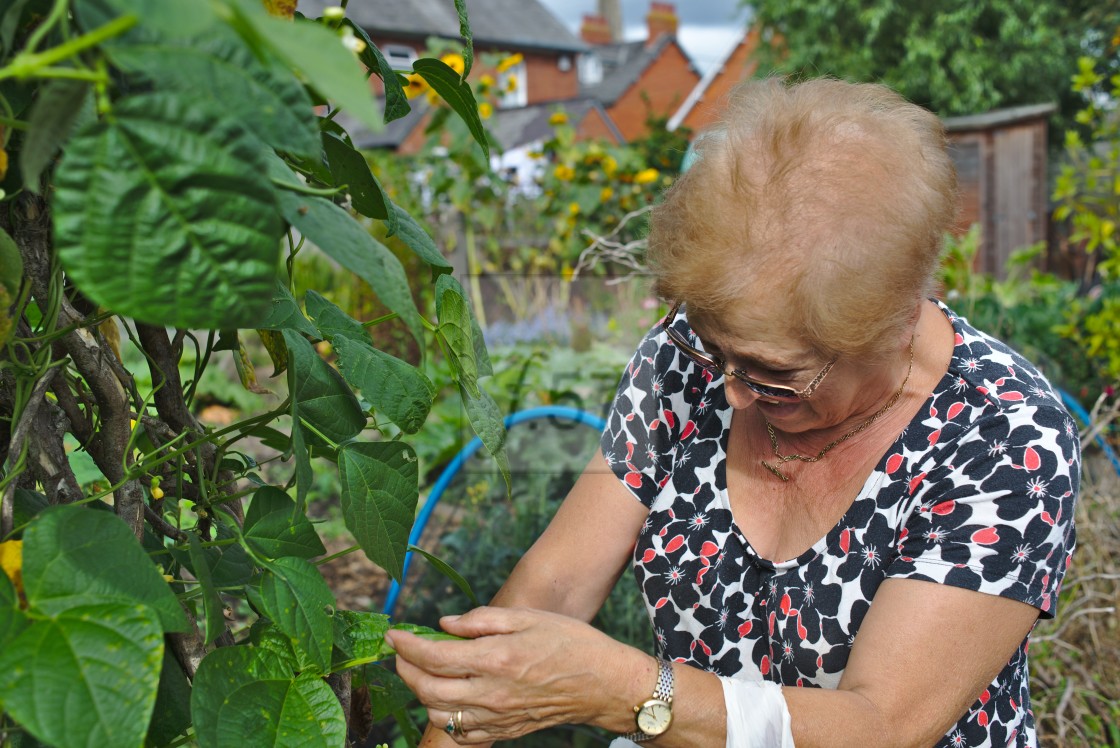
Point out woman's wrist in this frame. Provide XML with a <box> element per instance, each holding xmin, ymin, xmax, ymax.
<box><xmin>584</xmin><ymin>642</ymin><xmax>662</xmax><ymax>735</ymax></box>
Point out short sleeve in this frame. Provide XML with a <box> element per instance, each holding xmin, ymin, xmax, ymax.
<box><xmin>600</xmin><ymin>314</ymin><xmax>701</xmax><ymax>507</ymax></box>
<box><xmin>887</xmin><ymin>401</ymin><xmax>1079</xmax><ymax>618</ymax></box>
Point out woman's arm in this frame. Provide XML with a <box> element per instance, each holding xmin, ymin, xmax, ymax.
<box><xmin>412</xmin><ymin>448</ymin><xmax>649</xmax><ymax>746</ymax></box>
<box><xmin>396</xmin><ymin>576</ymin><xmax>1038</xmax><ymax>747</ymax></box>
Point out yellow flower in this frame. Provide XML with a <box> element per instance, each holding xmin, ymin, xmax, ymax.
<box><xmin>505</xmin><ymin>76</ymin><xmax>518</xmax><ymax>92</ymax></box>
<box><xmin>496</xmin><ymin>52</ymin><xmax>524</xmax><ymax>73</ymax></box>
<box><xmin>602</xmin><ymin>155</ymin><xmax>618</xmax><ymax>177</ymax></box>
<box><xmin>425</xmin><ymin>88</ymin><xmax>441</xmax><ymax>106</ymax></box>
<box><xmin>404</xmin><ymin>73</ymin><xmax>429</xmax><ymax>99</ymax></box>
<box><xmin>480</xmin><ymin>73</ymin><xmax>496</xmax><ymax>89</ymax></box>
<box><xmin>634</xmin><ymin>168</ymin><xmax>660</xmax><ymax>184</ymax></box>
<box><xmin>440</xmin><ymin>52</ymin><xmax>466</xmax><ymax>76</ymax></box>
<box><xmin>568</xmin><ymin>202</ymin><xmax>580</xmax><ymax>215</ymax></box>
<box><xmin>561</xmin><ymin>263</ymin><xmax>575</xmax><ymax>282</ymax></box>
<box><xmin>548</xmin><ymin>111</ymin><xmax>568</xmax><ymax>126</ymax></box>
<box><xmin>554</xmin><ymin>164</ymin><xmax>575</xmax><ymax>181</ymax></box>
<box><xmin>478</xmin><ymin>101</ymin><xmax>493</xmax><ymax>120</ymax></box>
<box><xmin>527</xmin><ymin>151</ymin><xmax>543</xmax><ymax>160</ymax></box>
<box><xmin>600</xmin><ymin>186</ymin><xmax>614</xmax><ymax>202</ymax></box>
<box><xmin>0</xmin><ymin>539</ymin><xmax>23</xmax><ymax>597</ymax></box>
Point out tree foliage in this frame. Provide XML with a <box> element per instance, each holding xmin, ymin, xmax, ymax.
<box><xmin>0</xmin><ymin>0</ymin><xmax>501</xmax><ymax>745</ymax></box>
<box><xmin>746</xmin><ymin>0</ymin><xmax>1097</xmax><ymax>119</ymax></box>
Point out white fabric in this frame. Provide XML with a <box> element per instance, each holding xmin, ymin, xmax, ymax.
<box><xmin>610</xmin><ymin>677</ymin><xmax>794</xmax><ymax>747</ymax></box>
<box><xmin>720</xmin><ymin>677</ymin><xmax>795</xmax><ymax>748</ymax></box>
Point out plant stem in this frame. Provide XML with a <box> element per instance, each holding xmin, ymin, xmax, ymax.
<box><xmin>316</xmin><ymin>544</ymin><xmax>360</xmax><ymax>565</ymax></box>
<box><xmin>0</xmin><ymin>15</ymin><xmax>138</xmax><ymax>81</ymax></box>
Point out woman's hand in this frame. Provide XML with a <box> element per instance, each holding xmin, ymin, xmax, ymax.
<box><xmin>386</xmin><ymin>606</ymin><xmax>650</xmax><ymax>744</ymax></box>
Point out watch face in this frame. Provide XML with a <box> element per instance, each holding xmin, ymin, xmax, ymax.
<box><xmin>636</xmin><ymin>699</ymin><xmax>672</xmax><ymax>735</ymax></box>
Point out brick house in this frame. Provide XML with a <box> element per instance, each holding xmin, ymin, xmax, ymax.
<box><xmin>669</xmin><ymin>32</ymin><xmax>1055</xmax><ymax>279</ymax></box>
<box><xmin>578</xmin><ymin>2</ymin><xmax>702</xmax><ymax>142</ymax></box>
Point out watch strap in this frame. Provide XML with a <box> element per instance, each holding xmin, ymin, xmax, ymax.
<box><xmin>620</xmin><ymin>659</ymin><xmax>674</xmax><ymax>742</ymax></box>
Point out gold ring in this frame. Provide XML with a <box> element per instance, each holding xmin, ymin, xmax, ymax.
<box><xmin>453</xmin><ymin>709</ymin><xmax>465</xmax><ymax>737</ymax></box>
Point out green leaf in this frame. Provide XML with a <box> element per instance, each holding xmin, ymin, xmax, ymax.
<box><xmin>271</xmin><ymin>155</ymin><xmax>424</xmax><ymax>349</ymax></box>
<box><xmin>0</xmin><ymin>571</ymin><xmax>29</xmax><ymax>650</ymax></box>
<box><xmin>147</xmin><ymin>648</ymin><xmax>193</xmax><ymax>748</ymax></box>
<box><xmin>413</xmin><ymin>57</ymin><xmax>488</xmax><ymax>160</ymax></box>
<box><xmin>21</xmin><ymin>505</ymin><xmax>188</xmax><ymax>632</ymax></box>
<box><xmin>305</xmin><ymin>289</ymin><xmax>367</xmax><ymax>345</ymax></box>
<box><xmin>169</xmin><ymin>520</ymin><xmax>255</xmax><ymax>588</ymax></box>
<box><xmin>215</xmin><ymin>673</ymin><xmax>346</xmax><ymax>748</ymax></box>
<box><xmin>192</xmin><ymin>645</ymin><xmax>293</xmax><ymax>748</ymax></box>
<box><xmin>322</xmin><ymin>130</ymin><xmax>394</xmax><ymax>224</ymax></box>
<box><xmin>0</xmin><ymin>604</ymin><xmax>164</xmax><ymax>748</ymax></box>
<box><xmin>392</xmin><ymin>203</ymin><xmax>452</xmax><ymax>272</ymax></box>
<box><xmin>408</xmin><ymin>544</ymin><xmax>478</xmax><ymax>606</ymax></box>
<box><xmin>188</xmin><ymin>533</ymin><xmax>227</xmax><ymax>646</ymax></box>
<box><xmin>333</xmin><ymin>336</ymin><xmax>436</xmax><ymax>434</ymax></box>
<box><xmin>282</xmin><ymin>329</ymin><xmax>366</xmax><ymax>448</ymax></box>
<box><xmin>436</xmin><ymin>274</ymin><xmax>479</xmax><ymax>396</ymax></box>
<box><xmin>337</xmin><ymin>441</ymin><xmax>419</xmax><ymax>581</ymax></box>
<box><xmin>437</xmin><ymin>273</ymin><xmax>491</xmax><ymax>377</ymax></box>
<box><xmin>53</xmin><ymin>93</ymin><xmax>282</xmax><ymax>329</ymax></box>
<box><xmin>108</xmin><ymin>36</ymin><xmax>320</xmax><ymax>157</ymax></box>
<box><xmin>20</xmin><ymin>79</ymin><xmax>91</xmax><ymax>193</ymax></box>
<box><xmin>461</xmin><ymin>382</ymin><xmax>511</xmax><ymax>494</ymax></box>
<box><xmin>249</xmin><ymin>620</ymin><xmax>301</xmax><ymax>676</ymax></box>
<box><xmin>12</xmin><ymin>488</ymin><xmax>49</xmax><ymax>530</ymax></box>
<box><xmin>291</xmin><ymin>403</ymin><xmax>313</xmax><ymax>510</ymax></box>
<box><xmin>259</xmin><ymin>281</ymin><xmax>320</xmax><ymax>338</ymax></box>
<box><xmin>227</xmin><ymin>4</ymin><xmax>384</xmax><ymax>135</ymax></box>
<box><xmin>346</xmin><ymin>21</ymin><xmax>410</xmax><ymax>123</ymax></box>
<box><xmin>73</xmin><ymin>0</ymin><xmax>222</xmax><ymax>39</ymax></box>
<box><xmin>0</xmin><ymin>226</ymin><xmax>23</xmax><ymax>295</ymax></box>
<box><xmin>333</xmin><ymin>609</ymin><xmax>391</xmax><ymax>663</ymax></box>
<box><xmin>361</xmin><ymin>664</ymin><xmax>414</xmax><ymax>720</ymax></box>
<box><xmin>454</xmin><ymin>0</ymin><xmax>474</xmax><ymax>79</ymax></box>
<box><xmin>243</xmin><ymin>485</ymin><xmax>327</xmax><ymax>560</ymax></box>
<box><xmin>255</xmin><ymin>556</ymin><xmax>336</xmax><ymax>674</ymax></box>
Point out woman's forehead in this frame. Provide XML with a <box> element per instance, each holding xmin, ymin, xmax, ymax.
<box><xmin>685</xmin><ymin>304</ymin><xmax>817</xmax><ymax>370</ymax></box>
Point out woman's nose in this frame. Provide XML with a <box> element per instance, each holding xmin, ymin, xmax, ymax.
<box><xmin>723</xmin><ymin>377</ymin><xmax>764</xmax><ymax>410</ymax></box>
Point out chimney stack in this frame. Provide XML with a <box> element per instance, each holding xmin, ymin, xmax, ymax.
<box><xmin>599</xmin><ymin>0</ymin><xmax>622</xmax><ymax>43</ymax></box>
<box><xmin>646</xmin><ymin>2</ymin><xmax>678</xmax><ymax>45</ymax></box>
<box><xmin>580</xmin><ymin>14</ymin><xmax>613</xmax><ymax>45</ymax></box>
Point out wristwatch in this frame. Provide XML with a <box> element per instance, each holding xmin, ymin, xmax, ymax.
<box><xmin>621</xmin><ymin>658</ymin><xmax>674</xmax><ymax>742</ymax></box>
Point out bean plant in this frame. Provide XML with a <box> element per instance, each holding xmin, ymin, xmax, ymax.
<box><xmin>0</xmin><ymin>1</ymin><xmax>504</xmax><ymax>746</ymax></box>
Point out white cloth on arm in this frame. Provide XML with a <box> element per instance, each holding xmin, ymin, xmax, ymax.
<box><xmin>720</xmin><ymin>677</ymin><xmax>795</xmax><ymax>747</ymax></box>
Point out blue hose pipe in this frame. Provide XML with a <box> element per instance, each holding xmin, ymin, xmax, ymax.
<box><xmin>1059</xmin><ymin>389</ymin><xmax>1120</xmax><ymax>477</ymax></box>
<box><xmin>382</xmin><ymin>406</ymin><xmax>607</xmax><ymax>618</ymax></box>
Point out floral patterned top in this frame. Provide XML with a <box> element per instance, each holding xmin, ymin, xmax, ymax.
<box><xmin>600</xmin><ymin>301</ymin><xmax>1079</xmax><ymax>748</ymax></box>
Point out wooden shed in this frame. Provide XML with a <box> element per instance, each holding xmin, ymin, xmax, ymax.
<box><xmin>944</xmin><ymin>103</ymin><xmax>1055</xmax><ymax>278</ymax></box>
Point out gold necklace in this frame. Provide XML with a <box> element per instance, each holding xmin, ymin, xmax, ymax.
<box><xmin>761</xmin><ymin>336</ymin><xmax>915</xmax><ymax>482</ymax></box>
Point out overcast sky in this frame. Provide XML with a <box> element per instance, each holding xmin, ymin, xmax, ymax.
<box><xmin>537</xmin><ymin>0</ymin><xmax>750</xmax><ymax>75</ymax></box>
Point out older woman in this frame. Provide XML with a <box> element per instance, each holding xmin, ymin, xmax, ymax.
<box><xmin>386</xmin><ymin>78</ymin><xmax>1079</xmax><ymax>748</ymax></box>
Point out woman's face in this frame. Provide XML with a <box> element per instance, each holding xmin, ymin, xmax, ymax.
<box><xmin>685</xmin><ymin>303</ymin><xmax>877</xmax><ymax>435</ymax></box>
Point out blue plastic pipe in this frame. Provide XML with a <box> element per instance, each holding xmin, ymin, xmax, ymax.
<box><xmin>382</xmin><ymin>406</ymin><xmax>607</xmax><ymax>618</ymax></box>
<box><xmin>1059</xmin><ymin>389</ymin><xmax>1120</xmax><ymax>476</ymax></box>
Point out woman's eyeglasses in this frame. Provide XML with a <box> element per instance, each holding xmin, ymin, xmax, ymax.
<box><xmin>661</xmin><ymin>302</ymin><xmax>835</xmax><ymax>401</ymax></box>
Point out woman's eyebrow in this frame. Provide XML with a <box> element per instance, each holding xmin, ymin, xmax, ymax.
<box><xmin>695</xmin><ymin>333</ymin><xmax>802</xmax><ymax>371</ymax></box>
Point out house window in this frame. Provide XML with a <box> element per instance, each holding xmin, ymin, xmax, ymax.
<box><xmin>578</xmin><ymin>53</ymin><xmax>603</xmax><ymax>86</ymax></box>
<box><xmin>499</xmin><ymin>59</ymin><xmax>528</xmax><ymax>108</ymax></box>
<box><xmin>384</xmin><ymin>44</ymin><xmax>417</xmax><ymax>71</ymax></box>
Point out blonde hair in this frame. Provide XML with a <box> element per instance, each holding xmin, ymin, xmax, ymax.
<box><xmin>648</xmin><ymin>77</ymin><xmax>958</xmax><ymax>362</ymax></box>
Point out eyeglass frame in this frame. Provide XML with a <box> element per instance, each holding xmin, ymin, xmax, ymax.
<box><xmin>661</xmin><ymin>301</ymin><xmax>836</xmax><ymax>401</ymax></box>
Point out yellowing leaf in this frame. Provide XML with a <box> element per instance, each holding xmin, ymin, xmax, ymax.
<box><xmin>0</xmin><ymin>540</ymin><xmax>23</xmax><ymax>597</ymax></box>
<box><xmin>262</xmin><ymin>0</ymin><xmax>297</xmax><ymax>19</ymax></box>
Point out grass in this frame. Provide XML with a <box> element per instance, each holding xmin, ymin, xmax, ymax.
<box><xmin>1032</xmin><ymin>449</ymin><xmax>1120</xmax><ymax>747</ymax></box>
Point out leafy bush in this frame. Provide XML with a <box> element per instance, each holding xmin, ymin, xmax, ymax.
<box><xmin>0</xmin><ymin>1</ymin><xmax>507</xmax><ymax>746</ymax></box>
